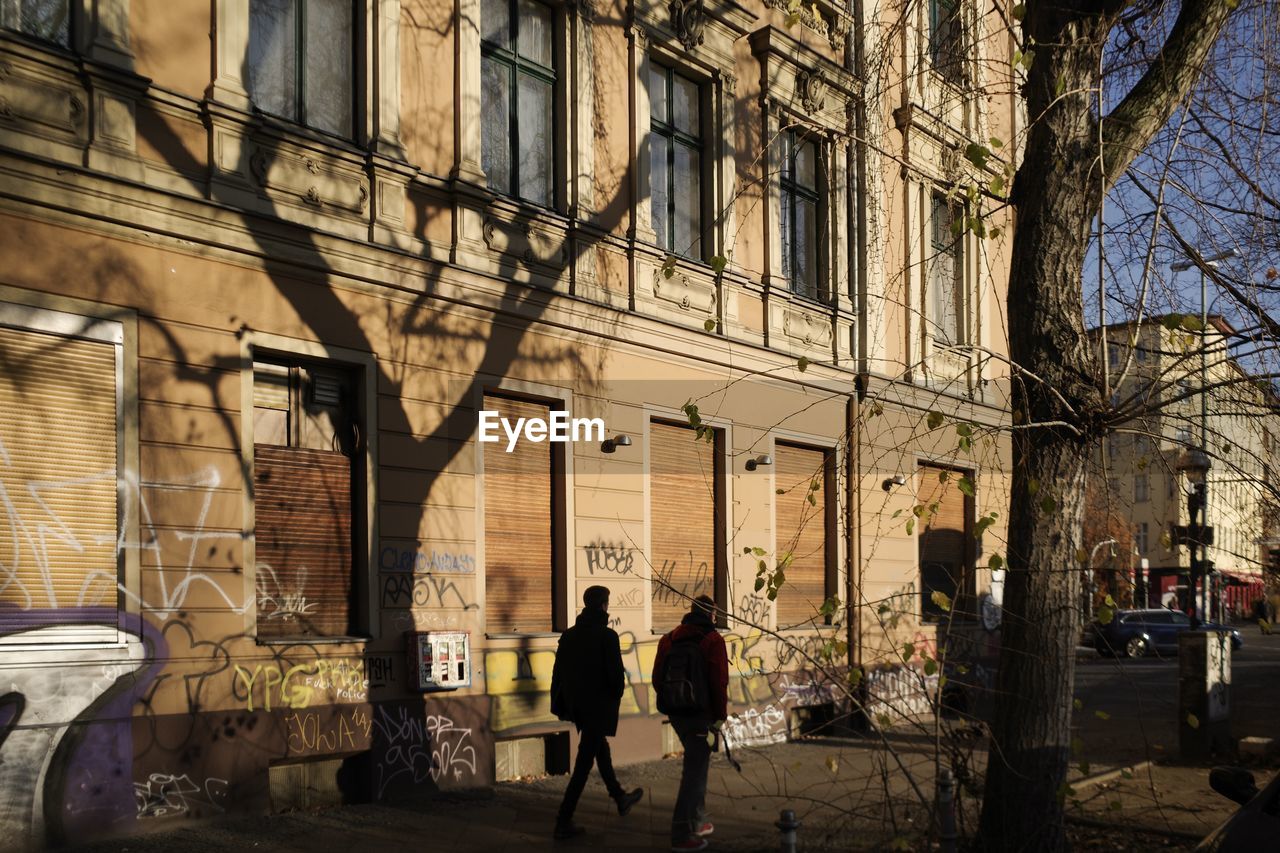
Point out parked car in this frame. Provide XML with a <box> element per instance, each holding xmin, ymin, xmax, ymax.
<box><xmin>1193</xmin><ymin>767</ymin><xmax>1280</xmax><ymax>851</ymax></box>
<box><xmin>1092</xmin><ymin>608</ymin><xmax>1243</xmax><ymax>659</ymax></box>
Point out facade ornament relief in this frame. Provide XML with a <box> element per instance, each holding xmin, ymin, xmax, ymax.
<box><xmin>668</xmin><ymin>0</ymin><xmax>706</xmax><ymax>52</ymax></box>
<box><xmin>628</xmin><ymin>21</ymin><xmax>650</xmax><ymax>48</ymax></box>
<box><xmin>796</xmin><ymin>70</ymin><xmax>826</xmax><ymax>115</ymax></box>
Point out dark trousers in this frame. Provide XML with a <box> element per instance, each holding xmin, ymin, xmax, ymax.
<box><xmin>557</xmin><ymin>728</ymin><xmax>624</xmax><ymax>822</ymax></box>
<box><xmin>671</xmin><ymin>717</ymin><xmax>712</xmax><ymax>842</ymax></box>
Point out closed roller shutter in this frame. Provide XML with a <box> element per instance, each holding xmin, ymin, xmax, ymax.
<box><xmin>483</xmin><ymin>395</ymin><xmax>554</xmax><ymax>633</ymax></box>
<box><xmin>650</xmin><ymin>421</ymin><xmax>718</xmax><ymax>630</ymax></box>
<box><xmin>255</xmin><ymin>445</ymin><xmax>353</xmax><ymax>638</ymax></box>
<box><xmin>775</xmin><ymin>443</ymin><xmax>830</xmax><ymax>628</ymax></box>
<box><xmin>253</xmin><ymin>359</ymin><xmax>357</xmax><ymax>640</ymax></box>
<box><xmin>918</xmin><ymin>464</ymin><xmax>969</xmax><ymax>620</ymax></box>
<box><xmin>0</xmin><ymin>323</ymin><xmax>119</xmax><ymax>630</ymax></box>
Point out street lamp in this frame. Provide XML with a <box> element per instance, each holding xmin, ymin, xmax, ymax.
<box><xmin>1170</xmin><ymin>249</ymin><xmax>1235</xmax><ymax>629</ymax></box>
<box><xmin>1176</xmin><ymin>448</ymin><xmax>1213</xmax><ymax>629</ymax></box>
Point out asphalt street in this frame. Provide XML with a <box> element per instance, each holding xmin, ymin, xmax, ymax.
<box><xmin>1073</xmin><ymin>628</ymin><xmax>1280</xmax><ymax>764</ymax></box>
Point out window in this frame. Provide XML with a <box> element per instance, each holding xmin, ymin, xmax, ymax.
<box><xmin>918</xmin><ymin>464</ymin><xmax>972</xmax><ymax>621</ymax></box>
<box><xmin>774</xmin><ymin>443</ymin><xmax>835</xmax><ymax>628</ymax></box>
<box><xmin>0</xmin><ymin>307</ymin><xmax>122</xmax><ymax>639</ymax></box>
<box><xmin>928</xmin><ymin>0</ymin><xmax>965</xmax><ymax>86</ymax></box>
<box><xmin>928</xmin><ymin>194</ymin><xmax>964</xmax><ymax>347</ymax></box>
<box><xmin>650</xmin><ymin>421</ymin><xmax>723</xmax><ymax>629</ymax></box>
<box><xmin>1</xmin><ymin>0</ymin><xmax>67</xmax><ymax>44</ymax></box>
<box><xmin>481</xmin><ymin>0</ymin><xmax>556</xmax><ymax>206</ymax></box>
<box><xmin>780</xmin><ymin>130</ymin><xmax>825</xmax><ymax>300</ymax></box>
<box><xmin>247</xmin><ymin>0</ymin><xmax>355</xmax><ymax>137</ymax></box>
<box><xmin>650</xmin><ymin>63</ymin><xmax>704</xmax><ymax>259</ymax></box>
<box><xmin>253</xmin><ymin>357</ymin><xmax>362</xmax><ymax>639</ymax></box>
<box><xmin>482</xmin><ymin>394</ymin><xmax>564</xmax><ymax>633</ymax></box>
<box><xmin>1175</xmin><ymin>426</ymin><xmax>1192</xmax><ymax>445</ymax></box>
<box><xmin>1135</xmin><ymin>474</ymin><xmax>1149</xmax><ymax>503</ymax></box>
<box><xmin>1136</xmin><ymin>522</ymin><xmax>1149</xmax><ymax>554</ymax></box>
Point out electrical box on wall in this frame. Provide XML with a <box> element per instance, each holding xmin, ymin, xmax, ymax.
<box><xmin>407</xmin><ymin>631</ymin><xmax>471</xmax><ymax>691</ymax></box>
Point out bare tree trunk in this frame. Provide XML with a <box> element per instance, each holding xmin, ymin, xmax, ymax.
<box><xmin>977</xmin><ymin>0</ymin><xmax>1237</xmax><ymax>847</ymax></box>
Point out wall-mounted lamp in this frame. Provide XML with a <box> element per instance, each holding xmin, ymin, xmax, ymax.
<box><xmin>882</xmin><ymin>474</ymin><xmax>908</xmax><ymax>491</ymax></box>
<box><xmin>601</xmin><ymin>434</ymin><xmax>633</xmax><ymax>453</ymax></box>
<box><xmin>745</xmin><ymin>454</ymin><xmax>773</xmax><ymax>471</ymax></box>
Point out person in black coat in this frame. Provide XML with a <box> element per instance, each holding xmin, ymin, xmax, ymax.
<box><xmin>550</xmin><ymin>585</ymin><xmax>644</xmax><ymax>839</ymax></box>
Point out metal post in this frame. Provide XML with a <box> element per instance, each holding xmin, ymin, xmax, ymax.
<box><xmin>936</xmin><ymin>768</ymin><xmax>958</xmax><ymax>853</ymax></box>
<box><xmin>776</xmin><ymin>809</ymin><xmax>801</xmax><ymax>853</ymax></box>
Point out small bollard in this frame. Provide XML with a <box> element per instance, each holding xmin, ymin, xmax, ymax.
<box><xmin>936</xmin><ymin>767</ymin><xmax>958</xmax><ymax>853</ymax></box>
<box><xmin>775</xmin><ymin>808</ymin><xmax>801</xmax><ymax>853</ymax></box>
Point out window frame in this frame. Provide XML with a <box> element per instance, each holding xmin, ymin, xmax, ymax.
<box><xmin>1</xmin><ymin>0</ymin><xmax>71</xmax><ymax>47</ymax></box>
<box><xmin>649</xmin><ymin>60</ymin><xmax>708</xmax><ymax>261</ymax></box>
<box><xmin>0</xmin><ymin>296</ymin><xmax>138</xmax><ymax>647</ymax></box>
<box><xmin>478</xmin><ymin>389</ymin><xmax>569</xmax><ymax>637</ymax></box>
<box><xmin>917</xmin><ymin>462</ymin><xmax>976</xmax><ymax>623</ymax></box>
<box><xmin>480</xmin><ymin>0</ymin><xmax>560</xmax><ymax>207</ymax></box>
<box><xmin>779</xmin><ymin>128</ymin><xmax>828</xmax><ymax>302</ymax></box>
<box><xmin>771</xmin><ymin>439</ymin><xmax>838</xmax><ymax>630</ymax></box>
<box><xmin>927</xmin><ymin>0</ymin><xmax>966</xmax><ymax>87</ymax></box>
<box><xmin>927</xmin><ymin>192</ymin><xmax>966</xmax><ymax>349</ymax></box>
<box><xmin>246</xmin><ymin>0</ymin><xmax>358</xmax><ymax>139</ymax></box>
<box><xmin>240</xmin><ymin>332</ymin><xmax>377</xmax><ymax>643</ymax></box>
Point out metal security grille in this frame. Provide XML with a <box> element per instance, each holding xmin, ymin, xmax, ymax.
<box><xmin>482</xmin><ymin>394</ymin><xmax>555</xmax><ymax>633</ymax></box>
<box><xmin>0</xmin><ymin>323</ymin><xmax>118</xmax><ymax>628</ymax></box>
<box><xmin>650</xmin><ymin>421</ymin><xmax>719</xmax><ymax>630</ymax></box>
<box><xmin>774</xmin><ymin>443</ymin><xmax>831</xmax><ymax>628</ymax></box>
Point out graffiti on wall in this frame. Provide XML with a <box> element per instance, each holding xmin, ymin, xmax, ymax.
<box><xmin>380</xmin><ymin>574</ymin><xmax>477</xmax><ymax>610</ymax></box>
<box><xmin>723</xmin><ymin>703</ymin><xmax>787</xmax><ymax>749</ymax></box>
<box><xmin>134</xmin><ymin>773</ymin><xmax>230</xmax><ymax>819</ymax></box>
<box><xmin>232</xmin><ymin>657</ymin><xmax>370</xmax><ymax>712</ymax></box>
<box><xmin>584</xmin><ymin>541</ymin><xmax>634</xmax><ymax>576</ymax></box>
<box><xmin>0</xmin><ymin>463</ymin><xmax>245</xmax><ymax>619</ymax></box>
<box><xmin>379</xmin><ymin>544</ymin><xmax>476</xmax><ymax>574</ymax></box>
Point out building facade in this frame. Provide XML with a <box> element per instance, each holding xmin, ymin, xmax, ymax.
<box><xmin>1094</xmin><ymin>318</ymin><xmax>1279</xmax><ymax>618</ymax></box>
<box><xmin>0</xmin><ymin>0</ymin><xmax>1015</xmax><ymax>845</ymax></box>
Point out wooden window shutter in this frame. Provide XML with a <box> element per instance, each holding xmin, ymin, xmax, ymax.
<box><xmin>650</xmin><ymin>421</ymin><xmax>718</xmax><ymax>630</ymax></box>
<box><xmin>483</xmin><ymin>394</ymin><xmax>555</xmax><ymax>633</ymax></box>
<box><xmin>918</xmin><ymin>464</ymin><xmax>970</xmax><ymax>619</ymax></box>
<box><xmin>254</xmin><ymin>361</ymin><xmax>356</xmax><ymax>639</ymax></box>
<box><xmin>0</xmin><ymin>324</ymin><xmax>119</xmax><ymax>629</ymax></box>
<box><xmin>775</xmin><ymin>444</ymin><xmax>830</xmax><ymax>628</ymax></box>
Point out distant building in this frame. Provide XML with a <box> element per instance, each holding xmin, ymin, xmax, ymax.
<box><xmin>1091</xmin><ymin>317</ymin><xmax>1278</xmax><ymax>618</ymax></box>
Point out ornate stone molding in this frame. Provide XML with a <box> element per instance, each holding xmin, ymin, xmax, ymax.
<box><xmin>482</xmin><ymin>217</ymin><xmax>569</xmax><ymax>267</ymax></box>
<box><xmin>668</xmin><ymin>0</ymin><xmax>706</xmax><ymax>52</ymax></box>
<box><xmin>782</xmin><ymin>308</ymin><xmax>833</xmax><ymax>348</ymax></box>
<box><xmin>628</xmin><ymin>22</ymin><xmax>650</xmax><ymax>49</ymax></box>
<box><xmin>653</xmin><ymin>269</ymin><xmax>717</xmax><ymax>314</ymax></box>
<box><xmin>796</xmin><ymin>70</ymin><xmax>826</xmax><ymax>115</ymax></box>
<box><xmin>249</xmin><ymin>146</ymin><xmax>370</xmax><ymax>214</ymax></box>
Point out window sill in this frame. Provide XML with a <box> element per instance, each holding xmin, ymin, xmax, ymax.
<box><xmin>255</xmin><ymin>635</ymin><xmax>370</xmax><ymax>646</ymax></box>
<box><xmin>485</xmin><ymin>631</ymin><xmax>562</xmax><ymax>640</ymax></box>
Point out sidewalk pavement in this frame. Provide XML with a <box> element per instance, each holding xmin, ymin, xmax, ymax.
<box><xmin>65</xmin><ymin>738</ymin><xmax>945</xmax><ymax>853</ymax></box>
<box><xmin>62</xmin><ymin>732</ymin><xmax>1239</xmax><ymax>853</ymax></box>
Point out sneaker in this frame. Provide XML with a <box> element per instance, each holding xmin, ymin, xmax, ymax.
<box><xmin>553</xmin><ymin>821</ymin><xmax>585</xmax><ymax>840</ymax></box>
<box><xmin>694</xmin><ymin>822</ymin><xmax>714</xmax><ymax>837</ymax></box>
<box><xmin>671</xmin><ymin>839</ymin><xmax>709</xmax><ymax>852</ymax></box>
<box><xmin>615</xmin><ymin>788</ymin><xmax>644</xmax><ymax>816</ymax></box>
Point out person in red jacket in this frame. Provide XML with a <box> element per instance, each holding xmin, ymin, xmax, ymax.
<box><xmin>652</xmin><ymin>595</ymin><xmax>730</xmax><ymax>852</ymax></box>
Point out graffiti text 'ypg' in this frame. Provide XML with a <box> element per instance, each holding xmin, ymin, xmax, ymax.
<box><xmin>232</xmin><ymin>658</ymin><xmax>368</xmax><ymax>712</ymax></box>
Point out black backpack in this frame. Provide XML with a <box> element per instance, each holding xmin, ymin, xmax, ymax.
<box><xmin>658</xmin><ymin>632</ymin><xmax>711</xmax><ymax>715</ymax></box>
